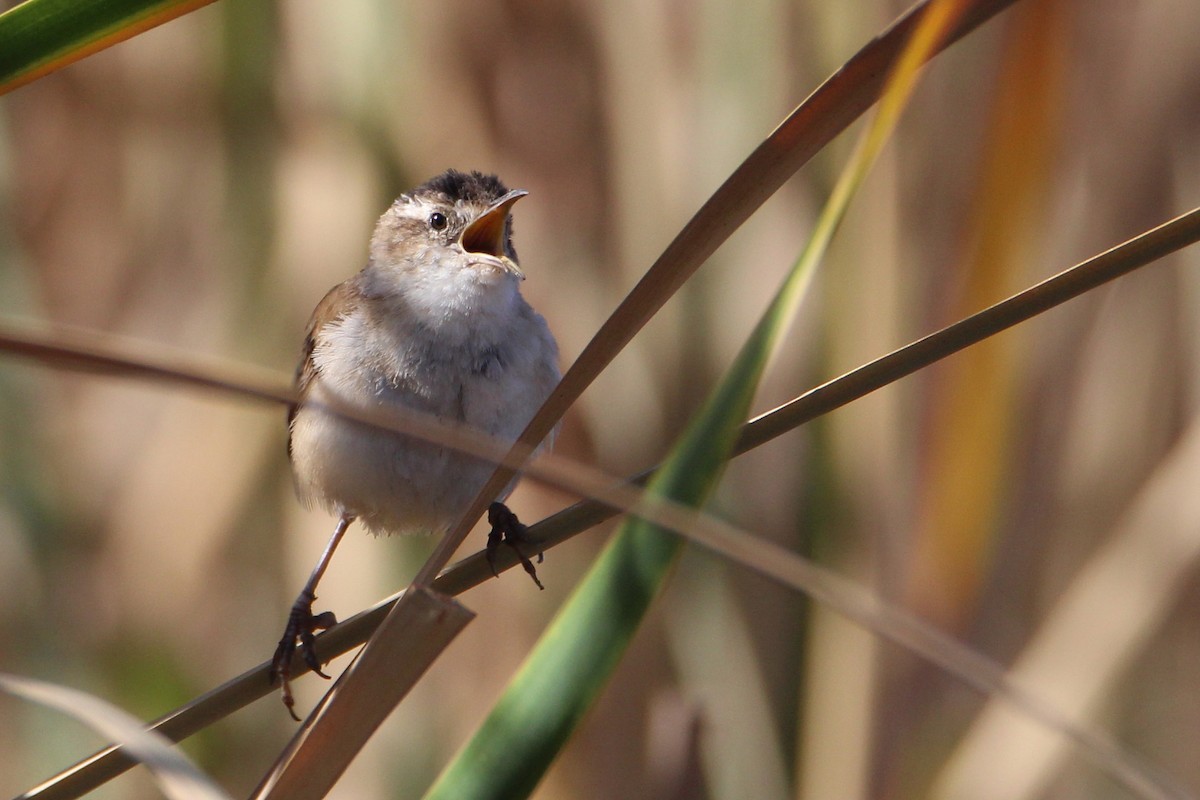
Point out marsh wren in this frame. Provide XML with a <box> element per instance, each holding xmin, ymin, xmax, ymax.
<box><xmin>271</xmin><ymin>170</ymin><xmax>560</xmax><ymax>717</ymax></box>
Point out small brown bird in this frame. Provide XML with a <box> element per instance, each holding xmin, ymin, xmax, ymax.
<box><xmin>271</xmin><ymin>170</ymin><xmax>560</xmax><ymax>717</ymax></box>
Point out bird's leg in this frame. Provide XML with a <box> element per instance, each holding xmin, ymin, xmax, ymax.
<box><xmin>486</xmin><ymin>501</ymin><xmax>544</xmax><ymax>590</ymax></box>
<box><xmin>270</xmin><ymin>513</ymin><xmax>354</xmax><ymax>721</ymax></box>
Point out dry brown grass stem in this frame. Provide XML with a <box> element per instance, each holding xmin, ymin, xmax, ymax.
<box><xmin>17</xmin><ymin>202</ymin><xmax>1200</xmax><ymax>800</ymax></box>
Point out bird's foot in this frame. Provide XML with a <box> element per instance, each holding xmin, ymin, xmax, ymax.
<box><xmin>486</xmin><ymin>501</ymin><xmax>544</xmax><ymax>590</ymax></box>
<box><xmin>269</xmin><ymin>589</ymin><xmax>337</xmax><ymax>721</ymax></box>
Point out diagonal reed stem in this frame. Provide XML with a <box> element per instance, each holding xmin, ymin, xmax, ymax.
<box><xmin>19</xmin><ymin>204</ymin><xmax>1200</xmax><ymax>800</ymax></box>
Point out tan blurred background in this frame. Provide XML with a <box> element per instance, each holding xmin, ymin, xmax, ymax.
<box><xmin>2</xmin><ymin>1</ymin><xmax>1200</xmax><ymax>798</ymax></box>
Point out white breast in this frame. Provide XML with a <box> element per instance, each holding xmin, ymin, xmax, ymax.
<box><xmin>289</xmin><ymin>280</ymin><xmax>559</xmax><ymax>536</ymax></box>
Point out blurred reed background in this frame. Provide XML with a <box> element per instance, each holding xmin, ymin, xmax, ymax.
<box><xmin>2</xmin><ymin>0</ymin><xmax>1200</xmax><ymax>798</ymax></box>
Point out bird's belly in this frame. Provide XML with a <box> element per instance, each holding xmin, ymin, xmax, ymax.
<box><xmin>289</xmin><ymin>376</ymin><xmax>534</xmax><ymax>535</ymax></box>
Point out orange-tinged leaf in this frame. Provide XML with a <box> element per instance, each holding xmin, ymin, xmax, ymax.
<box><xmin>909</xmin><ymin>1</ymin><xmax>1069</xmax><ymax>623</ymax></box>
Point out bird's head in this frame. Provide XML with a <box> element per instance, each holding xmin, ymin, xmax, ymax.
<box><xmin>369</xmin><ymin>169</ymin><xmax>528</xmax><ymax>286</ymax></box>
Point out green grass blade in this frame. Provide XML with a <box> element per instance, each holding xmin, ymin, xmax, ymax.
<box><xmin>424</xmin><ymin>6</ymin><xmax>969</xmax><ymax>798</ymax></box>
<box><xmin>424</xmin><ymin>524</ymin><xmax>682</xmax><ymax>800</ymax></box>
<box><xmin>0</xmin><ymin>0</ymin><xmax>217</xmax><ymax>95</ymax></box>
<box><xmin>417</xmin><ymin>216</ymin><xmax>810</xmax><ymax>800</ymax></box>
<box><xmin>423</xmin><ymin>218</ymin><xmax>829</xmax><ymax>799</ymax></box>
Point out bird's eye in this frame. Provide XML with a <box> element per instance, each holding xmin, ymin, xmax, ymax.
<box><xmin>428</xmin><ymin>211</ymin><xmax>448</xmax><ymax>231</ymax></box>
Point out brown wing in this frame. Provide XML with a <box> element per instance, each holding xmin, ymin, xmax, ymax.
<box><xmin>287</xmin><ymin>280</ymin><xmax>360</xmax><ymax>459</ymax></box>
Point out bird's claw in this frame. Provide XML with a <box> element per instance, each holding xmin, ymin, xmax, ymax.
<box><xmin>269</xmin><ymin>589</ymin><xmax>337</xmax><ymax>721</ymax></box>
<box><xmin>486</xmin><ymin>501</ymin><xmax>544</xmax><ymax>590</ymax></box>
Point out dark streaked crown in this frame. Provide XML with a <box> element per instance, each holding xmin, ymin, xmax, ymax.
<box><xmin>411</xmin><ymin>169</ymin><xmax>510</xmax><ymax>206</ymax></box>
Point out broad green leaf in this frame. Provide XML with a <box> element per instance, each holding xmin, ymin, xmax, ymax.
<box><xmin>0</xmin><ymin>0</ymin><xmax>216</xmax><ymax>95</ymax></box>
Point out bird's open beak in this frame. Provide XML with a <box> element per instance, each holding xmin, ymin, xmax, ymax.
<box><xmin>460</xmin><ymin>189</ymin><xmax>528</xmax><ymax>279</ymax></box>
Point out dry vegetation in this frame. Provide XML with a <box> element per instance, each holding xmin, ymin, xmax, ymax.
<box><xmin>2</xmin><ymin>1</ymin><xmax>1200</xmax><ymax>798</ymax></box>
